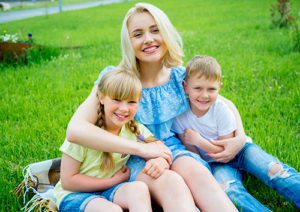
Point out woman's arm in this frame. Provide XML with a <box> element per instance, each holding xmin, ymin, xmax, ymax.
<box><xmin>60</xmin><ymin>153</ymin><xmax>130</xmax><ymax>192</ymax></box>
<box><xmin>66</xmin><ymin>86</ymin><xmax>172</xmax><ymax>160</ymax></box>
<box><xmin>207</xmin><ymin>95</ymin><xmax>246</xmax><ymax>163</ymax></box>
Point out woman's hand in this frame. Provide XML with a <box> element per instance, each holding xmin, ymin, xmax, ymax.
<box><xmin>214</xmin><ymin>95</ymin><xmax>246</xmax><ymax>163</ymax></box>
<box><xmin>112</xmin><ymin>166</ymin><xmax>131</xmax><ymax>184</ymax></box>
<box><xmin>206</xmin><ymin>136</ymin><xmax>246</xmax><ymax>163</ymax></box>
<box><xmin>142</xmin><ymin>157</ymin><xmax>169</xmax><ymax>179</ymax></box>
<box><xmin>140</xmin><ymin>141</ymin><xmax>172</xmax><ymax>164</ymax></box>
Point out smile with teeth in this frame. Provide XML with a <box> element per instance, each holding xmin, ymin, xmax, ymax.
<box><xmin>115</xmin><ymin>113</ymin><xmax>128</xmax><ymax>120</ymax></box>
<box><xmin>143</xmin><ymin>46</ymin><xmax>159</xmax><ymax>53</ymax></box>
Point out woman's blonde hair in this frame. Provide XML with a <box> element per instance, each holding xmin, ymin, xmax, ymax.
<box><xmin>118</xmin><ymin>2</ymin><xmax>184</xmax><ymax>77</ymax></box>
<box><xmin>96</xmin><ymin>68</ymin><xmax>157</xmax><ymax>172</ymax></box>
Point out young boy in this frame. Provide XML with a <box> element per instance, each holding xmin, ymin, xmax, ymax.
<box><xmin>171</xmin><ymin>55</ymin><xmax>300</xmax><ymax>210</ymax></box>
<box><xmin>172</xmin><ymin>55</ymin><xmax>239</xmax><ymax>162</ymax></box>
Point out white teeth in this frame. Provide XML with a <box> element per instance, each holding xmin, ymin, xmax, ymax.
<box><xmin>197</xmin><ymin>100</ymin><xmax>208</xmax><ymax>103</ymax></box>
<box><xmin>116</xmin><ymin>114</ymin><xmax>127</xmax><ymax>118</ymax></box>
<box><xmin>144</xmin><ymin>47</ymin><xmax>157</xmax><ymax>52</ymax></box>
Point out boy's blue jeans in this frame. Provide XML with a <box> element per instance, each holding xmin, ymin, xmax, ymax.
<box><xmin>209</xmin><ymin>143</ymin><xmax>300</xmax><ymax>212</ymax></box>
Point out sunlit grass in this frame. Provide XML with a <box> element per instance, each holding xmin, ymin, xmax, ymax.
<box><xmin>0</xmin><ymin>0</ymin><xmax>299</xmax><ymax>211</ymax></box>
<box><xmin>0</xmin><ymin>0</ymin><xmax>100</xmax><ymax>13</ymax></box>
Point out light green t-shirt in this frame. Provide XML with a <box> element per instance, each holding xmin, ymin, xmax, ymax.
<box><xmin>54</xmin><ymin>122</ymin><xmax>152</xmax><ymax>206</ymax></box>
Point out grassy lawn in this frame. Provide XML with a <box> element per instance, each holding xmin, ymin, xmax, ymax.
<box><xmin>0</xmin><ymin>0</ymin><xmax>101</xmax><ymax>13</ymax></box>
<box><xmin>1</xmin><ymin>0</ymin><xmax>299</xmax><ymax>211</ymax></box>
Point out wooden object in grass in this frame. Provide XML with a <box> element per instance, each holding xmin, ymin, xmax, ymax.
<box><xmin>0</xmin><ymin>42</ymin><xmax>82</xmax><ymax>63</ymax></box>
<box><xmin>0</xmin><ymin>41</ymin><xmax>32</xmax><ymax>62</ymax></box>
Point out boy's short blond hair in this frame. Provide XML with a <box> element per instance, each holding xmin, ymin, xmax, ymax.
<box><xmin>185</xmin><ymin>55</ymin><xmax>221</xmax><ymax>82</ymax></box>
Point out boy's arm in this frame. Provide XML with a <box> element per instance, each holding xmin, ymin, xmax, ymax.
<box><xmin>60</xmin><ymin>153</ymin><xmax>130</xmax><ymax>192</ymax></box>
<box><xmin>179</xmin><ymin>129</ymin><xmax>224</xmax><ymax>153</ymax></box>
<box><xmin>178</xmin><ymin>132</ymin><xmax>200</xmax><ymax>155</ymax></box>
<box><xmin>218</xmin><ymin>132</ymin><xmax>235</xmax><ymax>140</ymax></box>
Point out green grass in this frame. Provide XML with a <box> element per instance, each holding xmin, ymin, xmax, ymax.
<box><xmin>1</xmin><ymin>0</ymin><xmax>300</xmax><ymax>211</ymax></box>
<box><xmin>0</xmin><ymin>0</ymin><xmax>100</xmax><ymax>13</ymax></box>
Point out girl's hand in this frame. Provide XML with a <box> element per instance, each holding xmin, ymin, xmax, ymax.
<box><xmin>182</xmin><ymin>128</ymin><xmax>202</xmax><ymax>146</ymax></box>
<box><xmin>112</xmin><ymin>166</ymin><xmax>130</xmax><ymax>184</ymax></box>
<box><xmin>141</xmin><ymin>141</ymin><xmax>172</xmax><ymax>164</ymax></box>
<box><xmin>142</xmin><ymin>157</ymin><xmax>169</xmax><ymax>179</ymax></box>
<box><xmin>207</xmin><ymin>137</ymin><xmax>245</xmax><ymax>163</ymax></box>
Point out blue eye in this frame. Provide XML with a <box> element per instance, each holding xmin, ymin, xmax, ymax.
<box><xmin>152</xmin><ymin>28</ymin><xmax>159</xmax><ymax>33</ymax></box>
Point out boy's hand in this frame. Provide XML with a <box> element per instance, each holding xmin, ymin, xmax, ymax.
<box><xmin>183</xmin><ymin>128</ymin><xmax>202</xmax><ymax>146</ymax></box>
<box><xmin>112</xmin><ymin>166</ymin><xmax>130</xmax><ymax>183</ymax></box>
<box><xmin>142</xmin><ymin>157</ymin><xmax>169</xmax><ymax>179</ymax></box>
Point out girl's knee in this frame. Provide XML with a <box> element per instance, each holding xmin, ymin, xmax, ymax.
<box><xmin>109</xmin><ymin>204</ymin><xmax>123</xmax><ymax>212</ymax></box>
<box><xmin>163</xmin><ymin>170</ymin><xmax>185</xmax><ymax>183</ymax></box>
<box><xmin>159</xmin><ymin>170</ymin><xmax>189</xmax><ymax>193</ymax></box>
<box><xmin>131</xmin><ymin>181</ymin><xmax>149</xmax><ymax>191</ymax></box>
<box><xmin>148</xmin><ymin>170</ymin><xmax>185</xmax><ymax>193</ymax></box>
<box><xmin>127</xmin><ymin>181</ymin><xmax>150</xmax><ymax>197</ymax></box>
<box><xmin>85</xmin><ymin>198</ymin><xmax>122</xmax><ymax>212</ymax></box>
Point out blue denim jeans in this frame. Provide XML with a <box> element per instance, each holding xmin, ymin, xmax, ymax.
<box><xmin>210</xmin><ymin>143</ymin><xmax>300</xmax><ymax>211</ymax></box>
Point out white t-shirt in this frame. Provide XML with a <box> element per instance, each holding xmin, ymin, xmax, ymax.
<box><xmin>172</xmin><ymin>99</ymin><xmax>236</xmax><ymax>140</ymax></box>
<box><xmin>172</xmin><ymin>99</ymin><xmax>237</xmax><ymax>161</ymax></box>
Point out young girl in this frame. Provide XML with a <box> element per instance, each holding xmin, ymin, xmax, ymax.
<box><xmin>66</xmin><ymin>3</ymin><xmax>238</xmax><ymax>212</ymax></box>
<box><xmin>54</xmin><ymin>68</ymin><xmax>165</xmax><ymax>212</ymax></box>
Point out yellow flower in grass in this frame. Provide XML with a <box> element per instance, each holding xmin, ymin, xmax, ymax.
<box><xmin>3</xmin><ymin>30</ymin><xmax>7</xmax><ymax>34</ymax></box>
<box><xmin>25</xmin><ymin>35</ymin><xmax>28</xmax><ymax>39</ymax></box>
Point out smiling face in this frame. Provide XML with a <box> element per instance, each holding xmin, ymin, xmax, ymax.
<box><xmin>128</xmin><ymin>12</ymin><xmax>167</xmax><ymax>65</ymax></box>
<box><xmin>184</xmin><ymin>75</ymin><xmax>222</xmax><ymax>117</ymax></box>
<box><xmin>100</xmin><ymin>95</ymin><xmax>139</xmax><ymax>134</ymax></box>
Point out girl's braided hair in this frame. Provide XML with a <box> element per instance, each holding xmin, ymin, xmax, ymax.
<box><xmin>96</xmin><ymin>68</ymin><xmax>157</xmax><ymax>172</ymax></box>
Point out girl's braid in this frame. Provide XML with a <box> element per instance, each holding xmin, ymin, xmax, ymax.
<box><xmin>127</xmin><ymin>120</ymin><xmax>141</xmax><ymax>138</ymax></box>
<box><xmin>127</xmin><ymin>120</ymin><xmax>157</xmax><ymax>143</ymax></box>
<box><xmin>96</xmin><ymin>92</ymin><xmax>114</xmax><ymax>172</ymax></box>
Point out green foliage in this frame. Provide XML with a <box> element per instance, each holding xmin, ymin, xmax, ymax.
<box><xmin>0</xmin><ymin>0</ymin><xmax>299</xmax><ymax>211</ymax></box>
<box><xmin>290</xmin><ymin>20</ymin><xmax>300</xmax><ymax>52</ymax></box>
<box><xmin>270</xmin><ymin>0</ymin><xmax>295</xmax><ymax>28</ymax></box>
